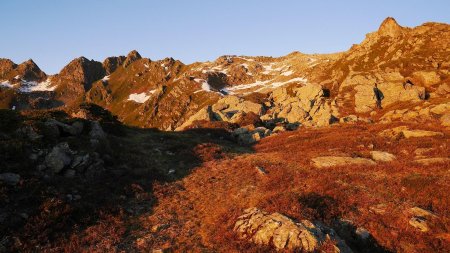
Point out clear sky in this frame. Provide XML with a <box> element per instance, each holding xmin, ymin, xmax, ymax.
<box><xmin>1</xmin><ymin>0</ymin><xmax>449</xmax><ymax>74</ymax></box>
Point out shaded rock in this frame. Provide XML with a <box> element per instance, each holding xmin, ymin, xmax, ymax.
<box><xmin>89</xmin><ymin>121</ymin><xmax>106</xmax><ymax>140</ymax></box>
<box><xmin>312</xmin><ymin>156</ymin><xmax>376</xmax><ymax>168</ymax></box>
<box><xmin>46</xmin><ymin>119</ymin><xmax>83</xmax><ymax>136</ymax></box>
<box><xmin>44</xmin><ymin>143</ymin><xmax>73</xmax><ymax>173</ymax></box>
<box><xmin>0</xmin><ymin>173</ymin><xmax>20</xmax><ymax>186</ymax></box>
<box><xmin>63</xmin><ymin>169</ymin><xmax>76</xmax><ymax>178</ymax></box>
<box><xmin>370</xmin><ymin>151</ymin><xmax>396</xmax><ymax>162</ymax></box>
<box><xmin>19</xmin><ymin>126</ymin><xmax>42</xmax><ymax>141</ymax></box>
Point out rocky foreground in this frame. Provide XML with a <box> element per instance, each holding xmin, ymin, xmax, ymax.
<box><xmin>0</xmin><ymin>17</ymin><xmax>449</xmax><ymax>252</ymax></box>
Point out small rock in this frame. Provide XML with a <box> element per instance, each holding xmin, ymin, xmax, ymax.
<box><xmin>370</xmin><ymin>151</ymin><xmax>396</xmax><ymax>162</ymax></box>
<box><xmin>0</xmin><ymin>173</ymin><xmax>21</xmax><ymax>186</ymax></box>
<box><xmin>369</xmin><ymin>204</ymin><xmax>387</xmax><ymax>214</ymax></box>
<box><xmin>312</xmin><ymin>156</ymin><xmax>376</xmax><ymax>168</ymax></box>
<box><xmin>409</xmin><ymin>207</ymin><xmax>437</xmax><ymax>218</ymax></box>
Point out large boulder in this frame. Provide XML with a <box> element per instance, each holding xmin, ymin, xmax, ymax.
<box><xmin>176</xmin><ymin>106</ymin><xmax>214</xmax><ymax>130</ymax></box>
<box><xmin>234</xmin><ymin>208</ymin><xmax>352</xmax><ymax>252</ymax></box>
<box><xmin>234</xmin><ymin>208</ymin><xmax>323</xmax><ymax>252</ymax></box>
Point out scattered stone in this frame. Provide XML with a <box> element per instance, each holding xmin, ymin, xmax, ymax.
<box><xmin>409</xmin><ymin>207</ymin><xmax>437</xmax><ymax>218</ymax></box>
<box><xmin>407</xmin><ymin>207</ymin><xmax>437</xmax><ymax>232</ymax></box>
<box><xmin>414</xmin><ymin>157</ymin><xmax>450</xmax><ymax>166</ymax></box>
<box><xmin>370</xmin><ymin>151</ymin><xmax>396</xmax><ymax>162</ymax></box>
<box><xmin>369</xmin><ymin>204</ymin><xmax>387</xmax><ymax>215</ymax></box>
<box><xmin>409</xmin><ymin>217</ymin><xmax>429</xmax><ymax>232</ymax></box>
<box><xmin>0</xmin><ymin>173</ymin><xmax>21</xmax><ymax>186</ymax></box>
<box><xmin>311</xmin><ymin>156</ymin><xmax>376</xmax><ymax>168</ymax></box>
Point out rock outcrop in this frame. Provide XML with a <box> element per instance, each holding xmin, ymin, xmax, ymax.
<box><xmin>234</xmin><ymin>207</ymin><xmax>352</xmax><ymax>252</ymax></box>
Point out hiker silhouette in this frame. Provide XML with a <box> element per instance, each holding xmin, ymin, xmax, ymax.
<box><xmin>373</xmin><ymin>83</ymin><xmax>384</xmax><ymax>109</ymax></box>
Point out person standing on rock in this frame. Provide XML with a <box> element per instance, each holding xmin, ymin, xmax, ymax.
<box><xmin>373</xmin><ymin>83</ymin><xmax>384</xmax><ymax>109</ymax></box>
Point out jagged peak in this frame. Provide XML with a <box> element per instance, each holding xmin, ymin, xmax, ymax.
<box><xmin>123</xmin><ymin>50</ymin><xmax>142</xmax><ymax>67</ymax></box>
<box><xmin>377</xmin><ymin>17</ymin><xmax>404</xmax><ymax>37</ymax></box>
<box><xmin>126</xmin><ymin>50</ymin><xmax>142</xmax><ymax>59</ymax></box>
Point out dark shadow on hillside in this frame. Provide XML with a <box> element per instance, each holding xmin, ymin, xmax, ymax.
<box><xmin>0</xmin><ymin>107</ymin><xmax>254</xmax><ymax>251</ymax></box>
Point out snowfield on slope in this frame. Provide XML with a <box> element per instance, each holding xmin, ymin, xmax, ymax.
<box><xmin>128</xmin><ymin>90</ymin><xmax>157</xmax><ymax>103</ymax></box>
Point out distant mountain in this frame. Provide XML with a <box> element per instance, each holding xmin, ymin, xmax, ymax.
<box><xmin>0</xmin><ymin>17</ymin><xmax>449</xmax><ymax>130</ymax></box>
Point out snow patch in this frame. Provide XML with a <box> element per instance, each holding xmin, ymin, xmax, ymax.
<box><xmin>127</xmin><ymin>90</ymin><xmax>155</xmax><ymax>103</ymax></box>
<box><xmin>227</xmin><ymin>80</ymin><xmax>272</xmax><ymax>92</ymax></box>
<box><xmin>281</xmin><ymin>70</ymin><xmax>294</xmax><ymax>76</ymax></box>
<box><xmin>102</xmin><ymin>75</ymin><xmax>110</xmax><ymax>82</ymax></box>
<box><xmin>193</xmin><ymin>78</ymin><xmax>212</xmax><ymax>93</ymax></box>
<box><xmin>0</xmin><ymin>80</ymin><xmax>13</xmax><ymax>88</ymax></box>
<box><xmin>19</xmin><ymin>79</ymin><xmax>55</xmax><ymax>92</ymax></box>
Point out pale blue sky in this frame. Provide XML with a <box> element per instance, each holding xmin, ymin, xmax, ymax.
<box><xmin>1</xmin><ymin>0</ymin><xmax>449</xmax><ymax>74</ymax></box>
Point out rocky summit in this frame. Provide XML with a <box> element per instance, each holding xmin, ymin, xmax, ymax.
<box><xmin>0</xmin><ymin>17</ymin><xmax>449</xmax><ymax>253</ymax></box>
